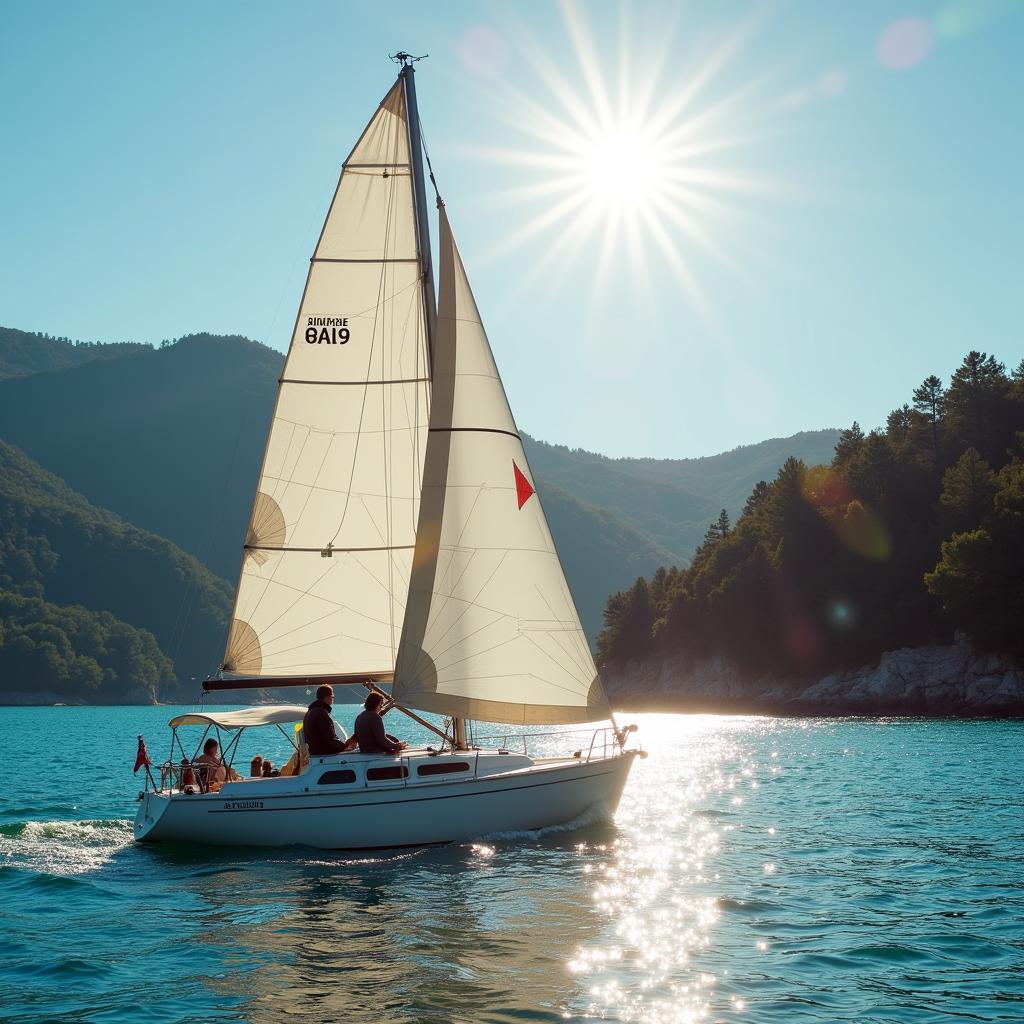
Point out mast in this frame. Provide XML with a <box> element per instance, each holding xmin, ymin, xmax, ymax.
<box><xmin>397</xmin><ymin>53</ymin><xmax>438</xmax><ymax>376</ymax></box>
<box><xmin>395</xmin><ymin>52</ymin><xmax>467</xmax><ymax>749</ymax></box>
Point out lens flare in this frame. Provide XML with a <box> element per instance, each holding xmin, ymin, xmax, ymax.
<box><xmin>877</xmin><ymin>18</ymin><xmax>934</xmax><ymax>70</ymax></box>
<box><xmin>837</xmin><ymin>500</ymin><xmax>892</xmax><ymax>560</ymax></box>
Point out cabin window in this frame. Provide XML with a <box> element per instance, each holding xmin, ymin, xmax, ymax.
<box><xmin>366</xmin><ymin>765</ymin><xmax>409</xmax><ymax>781</ymax></box>
<box><xmin>318</xmin><ymin>770</ymin><xmax>356</xmax><ymax>785</ymax></box>
<box><xmin>417</xmin><ymin>761</ymin><xmax>471</xmax><ymax>777</ymax></box>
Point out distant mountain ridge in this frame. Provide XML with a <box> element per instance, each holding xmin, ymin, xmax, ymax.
<box><xmin>0</xmin><ymin>325</ymin><xmax>841</xmax><ymax>646</ymax></box>
<box><xmin>0</xmin><ymin>326</ymin><xmax>149</xmax><ymax>381</ymax></box>
<box><xmin>524</xmin><ymin>430</ymin><xmax>842</xmax><ymax>562</ymax></box>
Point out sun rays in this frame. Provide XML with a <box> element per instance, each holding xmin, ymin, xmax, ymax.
<box><xmin>455</xmin><ymin>1</ymin><xmax>788</xmax><ymax>319</ymax></box>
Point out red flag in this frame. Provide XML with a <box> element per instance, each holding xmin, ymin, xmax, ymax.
<box><xmin>513</xmin><ymin>461</ymin><xmax>535</xmax><ymax>510</ymax></box>
<box><xmin>133</xmin><ymin>735</ymin><xmax>152</xmax><ymax>774</ymax></box>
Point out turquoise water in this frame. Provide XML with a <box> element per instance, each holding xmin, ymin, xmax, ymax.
<box><xmin>1</xmin><ymin>708</ymin><xmax>1022</xmax><ymax>1023</ymax></box>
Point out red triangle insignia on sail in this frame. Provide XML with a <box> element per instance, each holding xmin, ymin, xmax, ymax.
<box><xmin>513</xmin><ymin>461</ymin><xmax>535</xmax><ymax>510</ymax></box>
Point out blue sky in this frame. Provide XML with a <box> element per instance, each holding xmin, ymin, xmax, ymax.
<box><xmin>2</xmin><ymin>0</ymin><xmax>1021</xmax><ymax>458</ymax></box>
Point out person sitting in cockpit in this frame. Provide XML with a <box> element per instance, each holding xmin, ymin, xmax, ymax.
<box><xmin>303</xmin><ymin>684</ymin><xmax>355</xmax><ymax>756</ymax></box>
<box><xmin>193</xmin><ymin>738</ymin><xmax>240</xmax><ymax>791</ymax></box>
<box><xmin>353</xmin><ymin>692</ymin><xmax>408</xmax><ymax>755</ymax></box>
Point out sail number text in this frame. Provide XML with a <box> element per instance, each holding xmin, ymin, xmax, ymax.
<box><xmin>305</xmin><ymin>315</ymin><xmax>350</xmax><ymax>345</ymax></box>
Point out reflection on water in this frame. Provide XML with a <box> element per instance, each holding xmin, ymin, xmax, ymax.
<box><xmin>2</xmin><ymin>708</ymin><xmax>1023</xmax><ymax>1023</ymax></box>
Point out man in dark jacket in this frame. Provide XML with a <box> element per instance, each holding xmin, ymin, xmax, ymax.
<box><xmin>354</xmin><ymin>692</ymin><xmax>407</xmax><ymax>754</ymax></box>
<box><xmin>302</xmin><ymin>685</ymin><xmax>351</xmax><ymax>756</ymax></box>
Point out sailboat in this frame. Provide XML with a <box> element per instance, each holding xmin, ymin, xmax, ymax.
<box><xmin>134</xmin><ymin>55</ymin><xmax>641</xmax><ymax>849</ymax></box>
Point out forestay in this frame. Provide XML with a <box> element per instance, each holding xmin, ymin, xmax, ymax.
<box><xmin>393</xmin><ymin>208</ymin><xmax>610</xmax><ymax>725</ymax></box>
<box><xmin>222</xmin><ymin>80</ymin><xmax>430</xmax><ymax>679</ymax></box>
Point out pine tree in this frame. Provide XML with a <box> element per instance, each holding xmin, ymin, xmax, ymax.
<box><xmin>742</xmin><ymin>480</ymin><xmax>771</xmax><ymax>519</ymax></box>
<box><xmin>939</xmin><ymin>447</ymin><xmax>997</xmax><ymax>532</ymax></box>
<box><xmin>886</xmin><ymin>404</ymin><xmax>913</xmax><ymax>442</ymax></box>
<box><xmin>945</xmin><ymin>351</ymin><xmax>1010</xmax><ymax>463</ymax></box>
<box><xmin>833</xmin><ymin>422</ymin><xmax>865</xmax><ymax>467</ymax></box>
<box><xmin>912</xmin><ymin>375</ymin><xmax>945</xmax><ymax>464</ymax></box>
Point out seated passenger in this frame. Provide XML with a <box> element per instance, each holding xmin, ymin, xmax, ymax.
<box><xmin>262</xmin><ymin>759</ymin><xmax>277</xmax><ymax>777</ymax></box>
<box><xmin>354</xmin><ymin>692</ymin><xmax>407</xmax><ymax>755</ymax></box>
<box><xmin>193</xmin><ymin>738</ymin><xmax>240</xmax><ymax>792</ymax></box>
<box><xmin>279</xmin><ymin>736</ymin><xmax>309</xmax><ymax>777</ymax></box>
<box><xmin>250</xmin><ymin>755</ymin><xmax>264</xmax><ymax>777</ymax></box>
<box><xmin>303</xmin><ymin>684</ymin><xmax>352</xmax><ymax>756</ymax></box>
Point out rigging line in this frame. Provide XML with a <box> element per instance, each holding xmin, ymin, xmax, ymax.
<box><xmin>256</xmin><ymin>478</ymin><xmax>418</xmax><ymax>501</ymax></box>
<box><xmin>430</xmin><ymin>544</ymin><xmax>483</xmax><ymax>630</ymax></box>
<box><xmin>423</xmin><ymin>550</ymin><xmax>511</xmax><ymax>656</ymax></box>
<box><xmin>414</xmin><ymin>483</ymin><xmax>490</xmax><ymax>640</ymax></box>
<box><xmin>226</xmin><ymin>86</ymin><xmax>404</xmax><ymax>651</ymax></box>
<box><xmin>244</xmin><ymin>421</ymin><xmax>335</xmax><ymax>631</ymax></box>
<box><xmin>259</xmin><ymin>631</ymin><xmax>398</xmax><ymax>659</ymax></box>
<box><xmin>520</xmin><ymin>633</ymin><xmax>595</xmax><ymax>692</ymax></box>
<box><xmin>532</xmin><ymin>585</ymin><xmax>592</xmax><ymax>677</ymax></box>
<box><xmin>239</xmin><ymin>563</ymin><xmax>343</xmax><ymax>608</ymax></box>
<box><xmin>265</xmin><ymin>420</ymin><xmax>419</xmax><ymax>437</ymax></box>
<box><xmin>357</xmin><ymin>492</ymin><xmax>390</xmax><ymax>548</ymax></box>
<box><xmin>262</xmin><ymin>420</ymin><xmax>305</xmax><ymax>520</ymax></box>
<box><xmin>234</xmin><ymin>556</ymin><xmax>342</xmax><ymax>650</ymax></box>
<box><xmin>425</xmin><ymin>608</ymin><xmax>506</xmax><ymax>665</ymax></box>
<box><xmin>416</xmin><ymin>112</ymin><xmax>443</xmax><ymax>205</ymax></box>
<box><xmin>381</xmin><ymin>127</ymin><xmax>398</xmax><ymax>665</ymax></box>
<box><xmin>258</xmin><ymin>107</ymin><xmax>409</xmax><ymax>632</ymax></box>
<box><xmin>168</xmin><ymin>393</ymin><xmax>251</xmax><ymax>671</ymax></box>
<box><xmin>430</xmin><ymin>634</ymin><xmax>520</xmax><ymax>675</ymax></box>
<box><xmin>328</xmin><ymin>115</ymin><xmax>404</xmax><ymax>549</ymax></box>
<box><xmin>232</xmin><ymin>607</ymin><xmax>340</xmax><ymax>660</ymax></box>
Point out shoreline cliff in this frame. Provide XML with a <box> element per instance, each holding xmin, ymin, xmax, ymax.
<box><xmin>604</xmin><ymin>633</ymin><xmax>1024</xmax><ymax>717</ymax></box>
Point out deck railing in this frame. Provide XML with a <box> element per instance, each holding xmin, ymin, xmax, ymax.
<box><xmin>471</xmin><ymin>726</ymin><xmax>623</xmax><ymax>763</ymax></box>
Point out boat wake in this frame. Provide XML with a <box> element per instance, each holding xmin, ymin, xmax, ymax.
<box><xmin>0</xmin><ymin>818</ymin><xmax>133</xmax><ymax>875</ymax></box>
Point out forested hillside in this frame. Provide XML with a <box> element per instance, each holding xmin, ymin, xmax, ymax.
<box><xmin>0</xmin><ymin>440</ymin><xmax>232</xmax><ymax>699</ymax></box>
<box><xmin>0</xmin><ymin>326</ymin><xmax>147</xmax><ymax>381</ymax></box>
<box><xmin>0</xmin><ymin>332</ymin><xmax>282</xmax><ymax>580</ymax></box>
<box><xmin>0</xmin><ymin>328</ymin><xmax>837</xmax><ymax>644</ymax></box>
<box><xmin>524</xmin><ymin>430</ymin><xmax>840</xmax><ymax>561</ymax></box>
<box><xmin>599</xmin><ymin>352</ymin><xmax>1024</xmax><ymax>677</ymax></box>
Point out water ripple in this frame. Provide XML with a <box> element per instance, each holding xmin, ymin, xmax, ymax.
<box><xmin>1</xmin><ymin>709</ymin><xmax>1023</xmax><ymax>1022</ymax></box>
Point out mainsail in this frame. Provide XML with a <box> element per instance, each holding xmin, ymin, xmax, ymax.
<box><xmin>222</xmin><ymin>80</ymin><xmax>430</xmax><ymax>679</ymax></box>
<box><xmin>392</xmin><ymin>208</ymin><xmax>609</xmax><ymax>725</ymax></box>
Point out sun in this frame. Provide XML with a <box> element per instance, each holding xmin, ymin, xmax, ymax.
<box><xmin>583</xmin><ymin>129</ymin><xmax>661</xmax><ymax>206</ymax></box>
<box><xmin>458</xmin><ymin>1</ymin><xmax>785</xmax><ymax>316</ymax></box>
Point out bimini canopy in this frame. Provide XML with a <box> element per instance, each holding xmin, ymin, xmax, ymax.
<box><xmin>168</xmin><ymin>705</ymin><xmax>309</xmax><ymax>730</ymax></box>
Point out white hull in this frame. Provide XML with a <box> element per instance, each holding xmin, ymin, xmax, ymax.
<box><xmin>135</xmin><ymin>749</ymin><xmax>638</xmax><ymax>849</ymax></box>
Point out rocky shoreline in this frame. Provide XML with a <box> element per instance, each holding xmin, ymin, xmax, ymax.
<box><xmin>4</xmin><ymin>637</ymin><xmax>1024</xmax><ymax>715</ymax></box>
<box><xmin>604</xmin><ymin>634</ymin><xmax>1024</xmax><ymax>717</ymax></box>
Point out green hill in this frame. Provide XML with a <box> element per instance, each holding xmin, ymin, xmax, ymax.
<box><xmin>599</xmin><ymin>351</ymin><xmax>1024</xmax><ymax>676</ymax></box>
<box><xmin>0</xmin><ymin>439</ymin><xmax>233</xmax><ymax>693</ymax></box>
<box><xmin>539</xmin><ymin>482</ymin><xmax>677</xmax><ymax>637</ymax></box>
<box><xmin>523</xmin><ymin>430</ymin><xmax>841</xmax><ymax>561</ymax></box>
<box><xmin>0</xmin><ymin>328</ymin><xmax>841</xmax><ymax>645</ymax></box>
<box><xmin>0</xmin><ymin>325</ymin><xmax>147</xmax><ymax>381</ymax></box>
<box><xmin>0</xmin><ymin>332</ymin><xmax>282</xmax><ymax>581</ymax></box>
<box><xmin>0</xmin><ymin>590</ymin><xmax>175</xmax><ymax>704</ymax></box>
